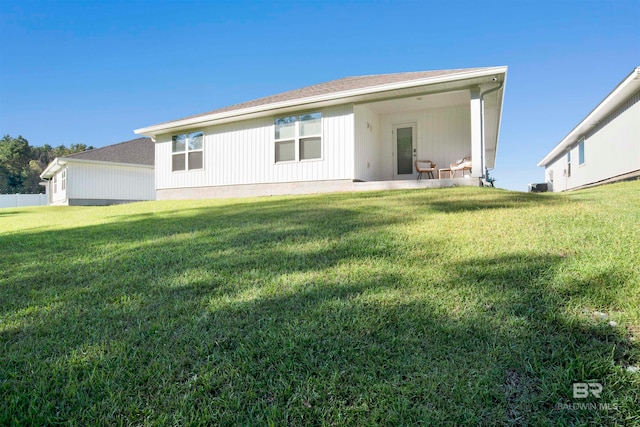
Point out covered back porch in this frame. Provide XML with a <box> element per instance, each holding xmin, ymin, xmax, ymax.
<box><xmin>352</xmin><ymin>75</ymin><xmax>503</xmax><ymax>185</ymax></box>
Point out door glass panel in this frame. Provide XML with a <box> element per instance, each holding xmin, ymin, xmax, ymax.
<box><xmin>396</xmin><ymin>127</ymin><xmax>413</xmax><ymax>175</ymax></box>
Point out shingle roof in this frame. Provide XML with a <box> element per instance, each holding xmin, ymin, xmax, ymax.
<box><xmin>64</xmin><ymin>137</ymin><xmax>154</xmax><ymax>166</ymax></box>
<box><xmin>161</xmin><ymin>67</ymin><xmax>488</xmax><ymax>124</ymax></box>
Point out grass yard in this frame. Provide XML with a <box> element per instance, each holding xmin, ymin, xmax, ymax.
<box><xmin>1</xmin><ymin>182</ymin><xmax>639</xmax><ymax>426</ymax></box>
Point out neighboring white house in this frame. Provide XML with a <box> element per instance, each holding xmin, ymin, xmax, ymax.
<box><xmin>135</xmin><ymin>67</ymin><xmax>507</xmax><ymax>200</ymax></box>
<box><xmin>40</xmin><ymin>137</ymin><xmax>155</xmax><ymax>205</ymax></box>
<box><xmin>538</xmin><ymin>67</ymin><xmax>640</xmax><ymax>192</ymax></box>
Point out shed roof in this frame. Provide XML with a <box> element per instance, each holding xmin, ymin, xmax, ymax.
<box><xmin>63</xmin><ymin>137</ymin><xmax>154</xmax><ymax>166</ymax></box>
<box><xmin>40</xmin><ymin>137</ymin><xmax>154</xmax><ymax>179</ymax></box>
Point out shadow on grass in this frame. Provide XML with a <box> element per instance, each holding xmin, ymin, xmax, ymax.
<box><xmin>407</xmin><ymin>188</ymin><xmax>568</xmax><ymax>213</ymax></box>
<box><xmin>1</xmin><ymin>195</ymin><xmax>637</xmax><ymax>425</ymax></box>
<box><xmin>0</xmin><ymin>209</ymin><xmax>27</xmax><ymax>217</ymax></box>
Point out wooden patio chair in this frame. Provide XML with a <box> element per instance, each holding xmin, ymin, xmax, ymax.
<box><xmin>415</xmin><ymin>160</ymin><xmax>436</xmax><ymax>180</ymax></box>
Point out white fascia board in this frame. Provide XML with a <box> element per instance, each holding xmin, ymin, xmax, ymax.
<box><xmin>40</xmin><ymin>157</ymin><xmax>153</xmax><ymax>179</ymax></box>
<box><xmin>538</xmin><ymin>67</ymin><xmax>640</xmax><ymax>167</ymax></box>
<box><xmin>61</xmin><ymin>158</ymin><xmax>155</xmax><ymax>169</ymax></box>
<box><xmin>40</xmin><ymin>158</ymin><xmax>65</xmax><ymax>179</ymax></box>
<box><xmin>135</xmin><ymin>67</ymin><xmax>508</xmax><ymax>137</ymax></box>
<box><xmin>64</xmin><ymin>159</ymin><xmax>154</xmax><ymax>169</ymax></box>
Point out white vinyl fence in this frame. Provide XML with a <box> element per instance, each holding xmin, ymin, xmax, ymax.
<box><xmin>0</xmin><ymin>194</ymin><xmax>48</xmax><ymax>208</ymax></box>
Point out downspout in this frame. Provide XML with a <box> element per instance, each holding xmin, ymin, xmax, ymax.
<box><xmin>479</xmin><ymin>80</ymin><xmax>504</xmax><ymax>178</ymax></box>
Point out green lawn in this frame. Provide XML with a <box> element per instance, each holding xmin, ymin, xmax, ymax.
<box><xmin>1</xmin><ymin>182</ymin><xmax>639</xmax><ymax>426</ymax></box>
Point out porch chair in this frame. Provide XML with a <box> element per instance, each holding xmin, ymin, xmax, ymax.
<box><xmin>450</xmin><ymin>156</ymin><xmax>472</xmax><ymax>178</ymax></box>
<box><xmin>415</xmin><ymin>160</ymin><xmax>436</xmax><ymax>180</ymax></box>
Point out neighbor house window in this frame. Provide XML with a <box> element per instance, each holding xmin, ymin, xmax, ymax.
<box><xmin>274</xmin><ymin>112</ymin><xmax>322</xmax><ymax>162</ymax></box>
<box><xmin>172</xmin><ymin>131</ymin><xmax>204</xmax><ymax>171</ymax></box>
<box><xmin>566</xmin><ymin>150</ymin><xmax>571</xmax><ymax>177</ymax></box>
<box><xmin>578</xmin><ymin>138</ymin><xmax>585</xmax><ymax>165</ymax></box>
<box><xmin>61</xmin><ymin>170</ymin><xmax>66</xmax><ymax>191</ymax></box>
<box><xmin>53</xmin><ymin>175</ymin><xmax>57</xmax><ymax>193</ymax></box>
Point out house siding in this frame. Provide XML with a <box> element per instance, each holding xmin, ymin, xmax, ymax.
<box><xmin>155</xmin><ymin>104</ymin><xmax>355</xmax><ymax>190</ymax></box>
<box><xmin>354</xmin><ymin>104</ymin><xmax>381</xmax><ymax>181</ymax></box>
<box><xmin>545</xmin><ymin>90</ymin><xmax>640</xmax><ymax>192</ymax></box>
<box><xmin>64</xmin><ymin>163</ymin><xmax>155</xmax><ymax>203</ymax></box>
<box><xmin>378</xmin><ymin>104</ymin><xmax>471</xmax><ymax>180</ymax></box>
<box><xmin>50</xmin><ymin>168</ymin><xmax>67</xmax><ymax>204</ymax></box>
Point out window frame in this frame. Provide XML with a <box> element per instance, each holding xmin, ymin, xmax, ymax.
<box><xmin>566</xmin><ymin>149</ymin><xmax>572</xmax><ymax>177</ymax></box>
<box><xmin>274</xmin><ymin>112</ymin><xmax>322</xmax><ymax>164</ymax></box>
<box><xmin>171</xmin><ymin>131</ymin><xmax>204</xmax><ymax>172</ymax></box>
<box><xmin>61</xmin><ymin>169</ymin><xmax>66</xmax><ymax>191</ymax></box>
<box><xmin>578</xmin><ymin>138</ymin><xmax>585</xmax><ymax>166</ymax></box>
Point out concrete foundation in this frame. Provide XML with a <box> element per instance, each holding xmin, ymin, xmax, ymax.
<box><xmin>67</xmin><ymin>198</ymin><xmax>149</xmax><ymax>206</ymax></box>
<box><xmin>156</xmin><ymin>178</ymin><xmax>482</xmax><ymax>200</ymax></box>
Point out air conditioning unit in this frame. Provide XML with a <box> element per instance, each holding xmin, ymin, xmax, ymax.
<box><xmin>528</xmin><ymin>183</ymin><xmax>548</xmax><ymax>193</ymax></box>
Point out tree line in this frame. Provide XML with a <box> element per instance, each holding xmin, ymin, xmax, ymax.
<box><xmin>0</xmin><ymin>135</ymin><xmax>94</xmax><ymax>194</ymax></box>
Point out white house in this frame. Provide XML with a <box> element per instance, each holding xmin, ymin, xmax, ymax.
<box><xmin>40</xmin><ymin>137</ymin><xmax>155</xmax><ymax>205</ymax></box>
<box><xmin>538</xmin><ymin>67</ymin><xmax>640</xmax><ymax>192</ymax></box>
<box><xmin>135</xmin><ymin>67</ymin><xmax>507</xmax><ymax>200</ymax></box>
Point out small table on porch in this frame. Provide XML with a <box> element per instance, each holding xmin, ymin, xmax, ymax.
<box><xmin>438</xmin><ymin>168</ymin><xmax>452</xmax><ymax>179</ymax></box>
<box><xmin>452</xmin><ymin>166</ymin><xmax>472</xmax><ymax>178</ymax></box>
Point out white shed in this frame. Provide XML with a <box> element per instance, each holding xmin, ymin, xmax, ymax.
<box><xmin>538</xmin><ymin>67</ymin><xmax>640</xmax><ymax>192</ymax></box>
<box><xmin>134</xmin><ymin>67</ymin><xmax>507</xmax><ymax>200</ymax></box>
<box><xmin>40</xmin><ymin>137</ymin><xmax>155</xmax><ymax>205</ymax></box>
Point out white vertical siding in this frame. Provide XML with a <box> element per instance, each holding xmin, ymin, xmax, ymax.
<box><xmin>546</xmin><ymin>90</ymin><xmax>640</xmax><ymax>192</ymax></box>
<box><xmin>68</xmin><ymin>163</ymin><xmax>155</xmax><ymax>200</ymax></box>
<box><xmin>155</xmin><ymin>104</ymin><xmax>355</xmax><ymax>190</ymax></box>
<box><xmin>354</xmin><ymin>104</ymin><xmax>381</xmax><ymax>181</ymax></box>
<box><xmin>378</xmin><ymin>104</ymin><xmax>471</xmax><ymax>180</ymax></box>
<box><xmin>50</xmin><ymin>168</ymin><xmax>67</xmax><ymax>205</ymax></box>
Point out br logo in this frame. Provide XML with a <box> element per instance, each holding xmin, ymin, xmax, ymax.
<box><xmin>573</xmin><ymin>382</ymin><xmax>603</xmax><ymax>399</ymax></box>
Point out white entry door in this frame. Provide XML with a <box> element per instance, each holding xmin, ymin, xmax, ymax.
<box><xmin>393</xmin><ymin>123</ymin><xmax>416</xmax><ymax>179</ymax></box>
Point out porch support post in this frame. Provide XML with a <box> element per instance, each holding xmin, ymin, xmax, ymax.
<box><xmin>469</xmin><ymin>87</ymin><xmax>483</xmax><ymax>178</ymax></box>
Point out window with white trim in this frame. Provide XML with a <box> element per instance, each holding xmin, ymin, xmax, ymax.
<box><xmin>53</xmin><ymin>175</ymin><xmax>57</xmax><ymax>193</ymax></box>
<box><xmin>566</xmin><ymin>150</ymin><xmax>571</xmax><ymax>177</ymax></box>
<box><xmin>61</xmin><ymin>170</ymin><xmax>66</xmax><ymax>191</ymax></box>
<box><xmin>578</xmin><ymin>138</ymin><xmax>585</xmax><ymax>165</ymax></box>
<box><xmin>172</xmin><ymin>131</ymin><xmax>204</xmax><ymax>171</ymax></box>
<box><xmin>274</xmin><ymin>112</ymin><xmax>322</xmax><ymax>163</ymax></box>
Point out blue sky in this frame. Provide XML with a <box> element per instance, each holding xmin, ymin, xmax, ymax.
<box><xmin>1</xmin><ymin>0</ymin><xmax>638</xmax><ymax>191</ymax></box>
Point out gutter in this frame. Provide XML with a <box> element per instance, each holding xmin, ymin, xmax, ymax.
<box><xmin>40</xmin><ymin>158</ymin><xmax>64</xmax><ymax>180</ymax></box>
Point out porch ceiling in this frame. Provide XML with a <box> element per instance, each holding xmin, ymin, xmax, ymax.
<box><xmin>360</xmin><ymin>89</ymin><xmax>470</xmax><ymax>115</ymax></box>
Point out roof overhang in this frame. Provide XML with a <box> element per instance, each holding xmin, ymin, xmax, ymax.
<box><xmin>40</xmin><ymin>157</ymin><xmax>153</xmax><ymax>179</ymax></box>
<box><xmin>135</xmin><ymin>67</ymin><xmax>508</xmax><ymax>137</ymax></box>
<box><xmin>538</xmin><ymin>66</ymin><xmax>640</xmax><ymax>167</ymax></box>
